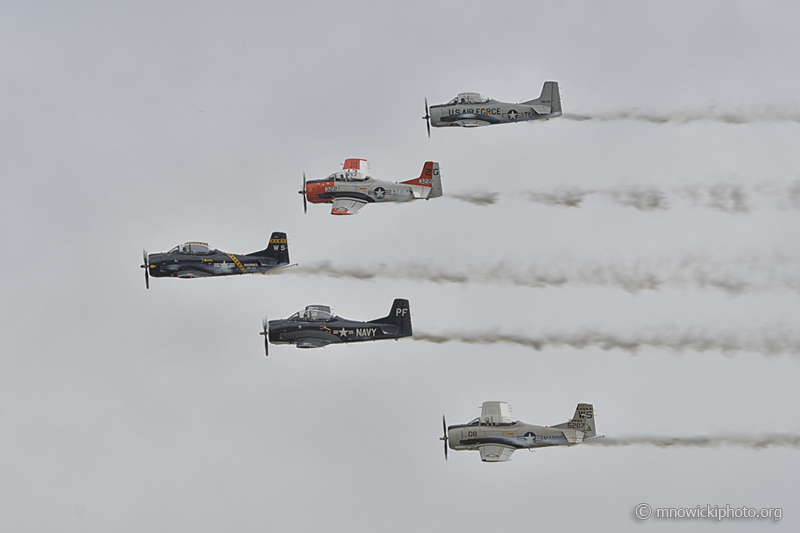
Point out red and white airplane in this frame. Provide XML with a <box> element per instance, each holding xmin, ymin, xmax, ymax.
<box><xmin>300</xmin><ymin>158</ymin><xmax>443</xmax><ymax>215</ymax></box>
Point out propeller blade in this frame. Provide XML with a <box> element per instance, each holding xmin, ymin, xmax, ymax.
<box><xmin>302</xmin><ymin>173</ymin><xmax>307</xmax><ymax>214</ymax></box>
<box><xmin>261</xmin><ymin>317</ymin><xmax>269</xmax><ymax>356</ymax></box>
<box><xmin>423</xmin><ymin>97</ymin><xmax>431</xmax><ymax>138</ymax></box>
<box><xmin>441</xmin><ymin>414</ymin><xmax>448</xmax><ymax>460</ymax></box>
<box><xmin>142</xmin><ymin>249</ymin><xmax>150</xmax><ymax>290</ymax></box>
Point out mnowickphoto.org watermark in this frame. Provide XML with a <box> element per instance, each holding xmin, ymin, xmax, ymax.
<box><xmin>635</xmin><ymin>503</ymin><xmax>782</xmax><ymax>521</ymax></box>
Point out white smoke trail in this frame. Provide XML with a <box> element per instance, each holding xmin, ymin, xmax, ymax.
<box><xmin>451</xmin><ymin>181</ymin><xmax>800</xmax><ymax>213</ymax></box>
<box><xmin>525</xmin><ymin>182</ymin><xmax>799</xmax><ymax>213</ymax></box>
<box><xmin>412</xmin><ymin>327</ymin><xmax>800</xmax><ymax>356</ymax></box>
<box><xmin>563</xmin><ymin>109</ymin><xmax>800</xmax><ymax>125</ymax></box>
<box><xmin>585</xmin><ymin>435</ymin><xmax>800</xmax><ymax>449</ymax></box>
<box><xmin>286</xmin><ymin>253</ymin><xmax>800</xmax><ymax>294</ymax></box>
<box><xmin>449</xmin><ymin>191</ymin><xmax>499</xmax><ymax>206</ymax></box>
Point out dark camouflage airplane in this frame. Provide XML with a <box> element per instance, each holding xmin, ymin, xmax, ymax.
<box><xmin>441</xmin><ymin>401</ymin><xmax>599</xmax><ymax>462</ymax></box>
<box><xmin>422</xmin><ymin>81</ymin><xmax>561</xmax><ymax>135</ymax></box>
<box><xmin>260</xmin><ymin>299</ymin><xmax>411</xmax><ymax>354</ymax></box>
<box><xmin>141</xmin><ymin>232</ymin><xmax>290</xmax><ymax>289</ymax></box>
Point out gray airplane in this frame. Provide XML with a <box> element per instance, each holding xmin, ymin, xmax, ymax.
<box><xmin>422</xmin><ymin>81</ymin><xmax>561</xmax><ymax>135</ymax></box>
<box><xmin>260</xmin><ymin>299</ymin><xmax>411</xmax><ymax>354</ymax></box>
<box><xmin>441</xmin><ymin>401</ymin><xmax>597</xmax><ymax>462</ymax></box>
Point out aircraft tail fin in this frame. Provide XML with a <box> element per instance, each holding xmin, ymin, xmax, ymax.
<box><xmin>369</xmin><ymin>298</ymin><xmax>412</xmax><ymax>337</ymax></box>
<box><xmin>399</xmin><ymin>162</ymin><xmax>442</xmax><ymax>199</ymax></box>
<box><xmin>551</xmin><ymin>403</ymin><xmax>596</xmax><ymax>439</ymax></box>
<box><xmin>245</xmin><ymin>232</ymin><xmax>290</xmax><ymax>265</ymax></box>
<box><xmin>521</xmin><ymin>81</ymin><xmax>562</xmax><ymax>117</ymax></box>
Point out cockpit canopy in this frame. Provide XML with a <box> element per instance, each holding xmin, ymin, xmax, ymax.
<box><xmin>465</xmin><ymin>417</ymin><xmax>516</xmax><ymax>427</ymax></box>
<box><xmin>326</xmin><ymin>169</ymin><xmax>369</xmax><ymax>182</ymax></box>
<box><xmin>288</xmin><ymin>305</ymin><xmax>335</xmax><ymax>322</ymax></box>
<box><xmin>446</xmin><ymin>92</ymin><xmax>490</xmax><ymax>105</ymax></box>
<box><xmin>167</xmin><ymin>242</ymin><xmax>210</xmax><ymax>254</ymax></box>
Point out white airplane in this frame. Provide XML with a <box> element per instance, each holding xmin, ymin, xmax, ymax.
<box><xmin>441</xmin><ymin>401</ymin><xmax>598</xmax><ymax>462</ymax></box>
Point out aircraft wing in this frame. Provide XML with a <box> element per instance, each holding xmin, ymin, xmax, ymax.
<box><xmin>440</xmin><ymin>113</ymin><xmax>500</xmax><ymax>124</ymax></box>
<box><xmin>296</xmin><ymin>338</ymin><xmax>333</xmax><ymax>349</ymax></box>
<box><xmin>331</xmin><ymin>197</ymin><xmax>367</xmax><ymax>215</ymax></box>
<box><xmin>479</xmin><ymin>445</ymin><xmax>515</xmax><ymax>462</ymax></box>
<box><xmin>175</xmin><ymin>270</ymin><xmax>213</xmax><ymax>278</ymax></box>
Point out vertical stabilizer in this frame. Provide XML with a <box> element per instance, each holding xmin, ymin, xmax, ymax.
<box><xmin>370</xmin><ymin>298</ymin><xmax>412</xmax><ymax>337</ymax></box>
<box><xmin>522</xmin><ymin>81</ymin><xmax>562</xmax><ymax>117</ymax></box>
<box><xmin>552</xmin><ymin>403</ymin><xmax>596</xmax><ymax>438</ymax></box>
<box><xmin>246</xmin><ymin>232</ymin><xmax>290</xmax><ymax>265</ymax></box>
<box><xmin>400</xmin><ymin>162</ymin><xmax>442</xmax><ymax>199</ymax></box>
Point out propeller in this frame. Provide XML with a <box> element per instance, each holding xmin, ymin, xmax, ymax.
<box><xmin>298</xmin><ymin>173</ymin><xmax>307</xmax><ymax>214</ymax></box>
<box><xmin>260</xmin><ymin>317</ymin><xmax>269</xmax><ymax>356</ymax></box>
<box><xmin>140</xmin><ymin>249</ymin><xmax>149</xmax><ymax>290</ymax></box>
<box><xmin>422</xmin><ymin>98</ymin><xmax>431</xmax><ymax>138</ymax></box>
<box><xmin>440</xmin><ymin>415</ymin><xmax>448</xmax><ymax>460</ymax></box>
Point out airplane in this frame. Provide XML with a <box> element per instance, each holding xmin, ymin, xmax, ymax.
<box><xmin>140</xmin><ymin>231</ymin><xmax>291</xmax><ymax>289</ymax></box>
<box><xmin>422</xmin><ymin>81</ymin><xmax>562</xmax><ymax>135</ymax></box>
<box><xmin>259</xmin><ymin>298</ymin><xmax>411</xmax><ymax>354</ymax></box>
<box><xmin>299</xmin><ymin>158</ymin><xmax>442</xmax><ymax>215</ymax></box>
<box><xmin>440</xmin><ymin>401</ymin><xmax>597</xmax><ymax>462</ymax></box>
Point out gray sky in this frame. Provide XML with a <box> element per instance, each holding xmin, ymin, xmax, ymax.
<box><xmin>2</xmin><ymin>1</ymin><xmax>799</xmax><ymax>531</ymax></box>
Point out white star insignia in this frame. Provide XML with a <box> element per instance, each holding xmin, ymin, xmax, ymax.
<box><xmin>336</xmin><ymin>328</ymin><xmax>349</xmax><ymax>337</ymax></box>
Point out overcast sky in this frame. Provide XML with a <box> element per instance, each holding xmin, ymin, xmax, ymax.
<box><xmin>2</xmin><ymin>1</ymin><xmax>799</xmax><ymax>531</ymax></box>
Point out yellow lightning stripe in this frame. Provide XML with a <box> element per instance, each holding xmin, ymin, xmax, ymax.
<box><xmin>225</xmin><ymin>253</ymin><xmax>248</xmax><ymax>274</ymax></box>
<box><xmin>270</xmin><ymin>238</ymin><xmax>287</xmax><ymax>244</ymax></box>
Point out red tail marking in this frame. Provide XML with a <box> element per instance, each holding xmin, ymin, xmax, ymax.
<box><xmin>399</xmin><ymin>161</ymin><xmax>434</xmax><ymax>187</ymax></box>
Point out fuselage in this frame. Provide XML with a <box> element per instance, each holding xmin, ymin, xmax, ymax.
<box><xmin>430</xmin><ymin>98</ymin><xmax>561</xmax><ymax>128</ymax></box>
<box><xmin>268</xmin><ymin>316</ymin><xmax>407</xmax><ymax>345</ymax></box>
<box><xmin>148</xmin><ymin>250</ymin><xmax>282</xmax><ymax>278</ymax></box>
<box><xmin>305</xmin><ymin>176</ymin><xmax>415</xmax><ymax>205</ymax></box>
<box><xmin>447</xmin><ymin>420</ymin><xmax>584</xmax><ymax>451</ymax></box>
